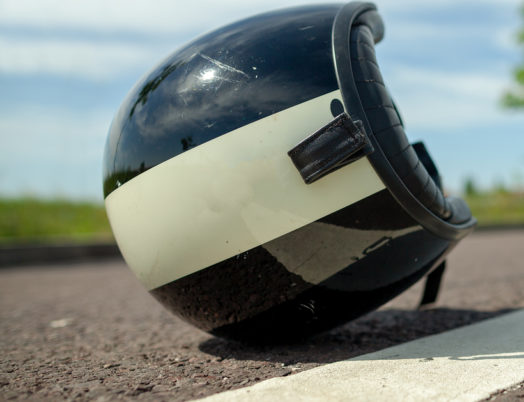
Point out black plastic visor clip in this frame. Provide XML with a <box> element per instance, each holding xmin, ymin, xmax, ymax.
<box><xmin>288</xmin><ymin>113</ymin><xmax>373</xmax><ymax>184</ymax></box>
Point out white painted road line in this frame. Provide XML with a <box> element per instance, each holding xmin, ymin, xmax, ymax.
<box><xmin>199</xmin><ymin>310</ymin><xmax>524</xmax><ymax>402</ymax></box>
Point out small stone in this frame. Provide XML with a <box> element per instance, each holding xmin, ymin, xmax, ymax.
<box><xmin>49</xmin><ymin>318</ymin><xmax>73</xmax><ymax>328</ymax></box>
<box><xmin>103</xmin><ymin>363</ymin><xmax>120</xmax><ymax>369</ymax></box>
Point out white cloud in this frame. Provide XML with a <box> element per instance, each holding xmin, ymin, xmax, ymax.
<box><xmin>384</xmin><ymin>66</ymin><xmax>513</xmax><ymax>130</ymax></box>
<box><xmin>0</xmin><ymin>0</ymin><xmax>520</xmax><ymax>82</ymax></box>
<box><xmin>377</xmin><ymin>0</ymin><xmax>521</xmax><ymax>11</ymax></box>
<box><xmin>0</xmin><ymin>106</ymin><xmax>111</xmax><ymax>200</ymax></box>
<box><xmin>0</xmin><ymin>105</ymin><xmax>110</xmax><ymax>159</ymax></box>
<box><xmin>1</xmin><ymin>0</ymin><xmax>519</xmax><ymax>35</ymax></box>
<box><xmin>495</xmin><ymin>26</ymin><xmax>523</xmax><ymax>53</ymax></box>
<box><xmin>0</xmin><ymin>0</ymin><xmax>314</xmax><ymax>34</ymax></box>
<box><xmin>0</xmin><ymin>35</ymin><xmax>163</xmax><ymax>81</ymax></box>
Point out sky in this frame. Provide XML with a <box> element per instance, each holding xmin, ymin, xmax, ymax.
<box><xmin>1</xmin><ymin>0</ymin><xmax>523</xmax><ymax>201</ymax></box>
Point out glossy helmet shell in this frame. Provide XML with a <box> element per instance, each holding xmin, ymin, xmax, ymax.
<box><xmin>103</xmin><ymin>2</ymin><xmax>475</xmax><ymax>342</ymax></box>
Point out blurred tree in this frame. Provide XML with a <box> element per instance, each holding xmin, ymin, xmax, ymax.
<box><xmin>463</xmin><ymin>177</ymin><xmax>478</xmax><ymax>196</ymax></box>
<box><xmin>502</xmin><ymin>3</ymin><xmax>524</xmax><ymax>108</ymax></box>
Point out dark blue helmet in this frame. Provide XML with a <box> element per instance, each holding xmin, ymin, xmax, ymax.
<box><xmin>103</xmin><ymin>2</ymin><xmax>476</xmax><ymax>342</ymax></box>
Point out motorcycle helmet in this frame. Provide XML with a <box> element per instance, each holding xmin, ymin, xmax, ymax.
<box><xmin>103</xmin><ymin>2</ymin><xmax>476</xmax><ymax>342</ymax></box>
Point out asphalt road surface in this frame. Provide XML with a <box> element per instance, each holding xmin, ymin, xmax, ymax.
<box><xmin>1</xmin><ymin>229</ymin><xmax>523</xmax><ymax>401</ymax></box>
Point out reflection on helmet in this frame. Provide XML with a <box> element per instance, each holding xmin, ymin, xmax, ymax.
<box><xmin>103</xmin><ymin>2</ymin><xmax>476</xmax><ymax>342</ymax></box>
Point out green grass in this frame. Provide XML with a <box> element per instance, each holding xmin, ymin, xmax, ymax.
<box><xmin>465</xmin><ymin>191</ymin><xmax>524</xmax><ymax>227</ymax></box>
<box><xmin>0</xmin><ymin>197</ymin><xmax>113</xmax><ymax>244</ymax></box>
<box><xmin>0</xmin><ymin>191</ymin><xmax>523</xmax><ymax>244</ymax></box>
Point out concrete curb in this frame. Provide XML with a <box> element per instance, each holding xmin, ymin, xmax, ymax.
<box><xmin>199</xmin><ymin>310</ymin><xmax>524</xmax><ymax>402</ymax></box>
<box><xmin>0</xmin><ymin>243</ymin><xmax>121</xmax><ymax>267</ymax></box>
